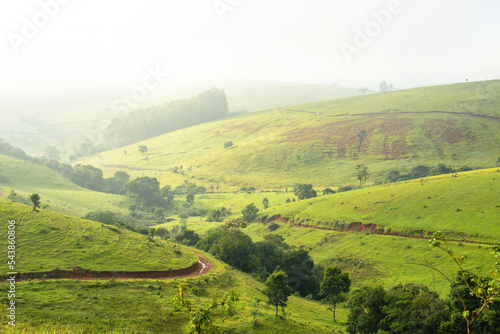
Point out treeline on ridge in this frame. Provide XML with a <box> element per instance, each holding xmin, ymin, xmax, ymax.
<box><xmin>103</xmin><ymin>88</ymin><xmax>229</xmax><ymax>148</ymax></box>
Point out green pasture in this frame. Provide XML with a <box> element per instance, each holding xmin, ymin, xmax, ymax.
<box><xmin>0</xmin><ymin>252</ymin><xmax>346</xmax><ymax>334</ymax></box>
<box><xmin>80</xmin><ymin>80</ymin><xmax>500</xmax><ymax>190</ymax></box>
<box><xmin>0</xmin><ymin>154</ymin><xmax>126</xmax><ymax>217</ymax></box>
<box><xmin>0</xmin><ymin>199</ymin><xmax>198</xmax><ymax>273</ymax></box>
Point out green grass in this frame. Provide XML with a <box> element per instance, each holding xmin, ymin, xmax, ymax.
<box><xmin>80</xmin><ymin>80</ymin><xmax>500</xmax><ymax>190</ymax></box>
<box><xmin>0</xmin><ymin>154</ymin><xmax>127</xmax><ymax>217</ymax></box>
<box><xmin>0</xmin><ymin>199</ymin><xmax>198</xmax><ymax>273</ymax></box>
<box><xmin>256</xmin><ymin>168</ymin><xmax>500</xmax><ymax>242</ymax></box>
<box><xmin>244</xmin><ymin>221</ymin><xmax>496</xmax><ymax>295</ymax></box>
<box><xmin>0</xmin><ymin>252</ymin><xmax>347</xmax><ymax>334</ymax></box>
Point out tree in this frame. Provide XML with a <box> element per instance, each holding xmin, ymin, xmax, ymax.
<box><xmin>281</xmin><ymin>248</ymin><xmax>319</xmax><ymax>297</ymax></box>
<box><xmin>224</xmin><ymin>141</ymin><xmax>233</xmax><ymax>149</ymax></box>
<box><xmin>209</xmin><ymin>228</ymin><xmax>255</xmax><ymax>272</ymax></box>
<box><xmin>347</xmin><ymin>286</ymin><xmax>387</xmax><ymax>334</ymax></box>
<box><xmin>359</xmin><ymin>87</ymin><xmax>368</xmax><ymax>95</ymax></box>
<box><xmin>42</xmin><ymin>146</ymin><xmax>60</xmax><ymax>161</ymax></box>
<box><xmin>262</xmin><ymin>198</ymin><xmax>269</xmax><ymax>209</ymax></box>
<box><xmin>320</xmin><ymin>266</ymin><xmax>351</xmax><ymax>322</ymax></box>
<box><xmin>175</xmin><ymin>230</ymin><xmax>200</xmax><ymax>246</ymax></box>
<box><xmin>385</xmin><ymin>170</ymin><xmax>400</xmax><ymax>183</ymax></box>
<box><xmin>427</xmin><ymin>232</ymin><xmax>500</xmax><ymax>334</ymax></box>
<box><xmin>138</xmin><ymin>145</ymin><xmax>148</xmax><ymax>155</ymax></box>
<box><xmin>29</xmin><ymin>193</ymin><xmax>41</xmax><ymax>212</ymax></box>
<box><xmin>241</xmin><ymin>203</ymin><xmax>259</xmax><ymax>222</ymax></box>
<box><xmin>174</xmin><ymin>283</ymin><xmax>239</xmax><ymax>334</ymax></box>
<box><xmin>293</xmin><ymin>184</ymin><xmax>317</xmax><ymax>200</ymax></box>
<box><xmin>186</xmin><ymin>191</ymin><xmax>195</xmax><ymax>206</ymax></box>
<box><xmin>378</xmin><ymin>283</ymin><xmax>447</xmax><ymax>334</ymax></box>
<box><xmin>323</xmin><ymin>188</ymin><xmax>335</xmax><ymax>195</ymax></box>
<box><xmin>355</xmin><ymin>164</ymin><xmax>369</xmax><ymax>187</ymax></box>
<box><xmin>124</xmin><ymin>176</ymin><xmax>165</xmax><ymax>208</ymax></box>
<box><xmin>263</xmin><ymin>270</ymin><xmax>293</xmax><ymax>317</ymax></box>
<box><xmin>155</xmin><ymin>227</ymin><xmax>170</xmax><ymax>240</ymax></box>
<box><xmin>379</xmin><ymin>80</ymin><xmax>388</xmax><ymax>92</ymax></box>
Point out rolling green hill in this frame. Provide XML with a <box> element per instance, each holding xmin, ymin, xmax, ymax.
<box><xmin>0</xmin><ymin>154</ymin><xmax>126</xmax><ymax>216</ymax></box>
<box><xmin>256</xmin><ymin>168</ymin><xmax>500</xmax><ymax>242</ymax></box>
<box><xmin>0</xmin><ymin>199</ymin><xmax>198</xmax><ymax>273</ymax></box>
<box><xmin>80</xmin><ymin>80</ymin><xmax>500</xmax><ymax>190</ymax></box>
<box><xmin>0</xmin><ymin>199</ymin><xmax>346</xmax><ymax>333</ymax></box>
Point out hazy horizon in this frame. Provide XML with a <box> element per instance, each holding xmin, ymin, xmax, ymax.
<box><xmin>1</xmin><ymin>0</ymin><xmax>499</xmax><ymax>112</ymax></box>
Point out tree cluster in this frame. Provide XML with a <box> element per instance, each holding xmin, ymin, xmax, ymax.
<box><xmin>385</xmin><ymin>164</ymin><xmax>475</xmax><ymax>183</ymax></box>
<box><xmin>103</xmin><ymin>88</ymin><xmax>229</xmax><ymax>148</ymax></box>
<box><xmin>196</xmin><ymin>231</ymin><xmax>322</xmax><ymax>297</ymax></box>
<box><xmin>293</xmin><ymin>184</ymin><xmax>317</xmax><ymax>200</ymax></box>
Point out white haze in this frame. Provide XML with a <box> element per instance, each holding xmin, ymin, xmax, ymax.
<box><xmin>0</xmin><ymin>0</ymin><xmax>499</xmax><ymax>113</ymax></box>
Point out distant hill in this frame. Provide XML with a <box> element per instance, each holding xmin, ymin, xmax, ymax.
<box><xmin>0</xmin><ymin>154</ymin><xmax>125</xmax><ymax>216</ymax></box>
<box><xmin>80</xmin><ymin>80</ymin><xmax>500</xmax><ymax>190</ymax></box>
<box><xmin>0</xmin><ymin>81</ymin><xmax>362</xmax><ymax>157</ymax></box>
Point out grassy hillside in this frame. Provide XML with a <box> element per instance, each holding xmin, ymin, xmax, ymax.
<box><xmin>1</xmin><ymin>250</ymin><xmax>346</xmax><ymax>333</ymax></box>
<box><xmin>0</xmin><ymin>199</ymin><xmax>198</xmax><ymax>273</ymax></box>
<box><xmin>244</xmin><ymin>223</ymin><xmax>495</xmax><ymax>294</ymax></box>
<box><xmin>80</xmin><ymin>80</ymin><xmax>500</xmax><ymax>190</ymax></box>
<box><xmin>0</xmin><ymin>154</ymin><xmax>126</xmax><ymax>216</ymax></box>
<box><xmin>256</xmin><ymin>168</ymin><xmax>500</xmax><ymax>242</ymax></box>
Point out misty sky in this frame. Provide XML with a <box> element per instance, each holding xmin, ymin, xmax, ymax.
<box><xmin>1</xmin><ymin>0</ymin><xmax>499</xmax><ymax>108</ymax></box>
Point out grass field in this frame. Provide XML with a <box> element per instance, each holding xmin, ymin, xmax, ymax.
<box><xmin>0</xmin><ymin>199</ymin><xmax>198</xmax><ymax>273</ymax></box>
<box><xmin>0</xmin><ymin>154</ymin><xmax>127</xmax><ymax>217</ymax></box>
<box><xmin>255</xmin><ymin>168</ymin><xmax>500</xmax><ymax>242</ymax></box>
<box><xmin>243</xmin><ymin>222</ymin><xmax>495</xmax><ymax>294</ymax></box>
<box><xmin>0</xmin><ymin>252</ymin><xmax>347</xmax><ymax>334</ymax></box>
<box><xmin>79</xmin><ymin>80</ymin><xmax>500</xmax><ymax>190</ymax></box>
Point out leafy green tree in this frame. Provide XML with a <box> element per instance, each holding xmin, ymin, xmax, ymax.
<box><xmin>320</xmin><ymin>266</ymin><xmax>351</xmax><ymax>322</ymax></box>
<box><xmin>323</xmin><ymin>188</ymin><xmax>335</xmax><ymax>195</ymax></box>
<box><xmin>209</xmin><ymin>228</ymin><xmax>255</xmax><ymax>272</ymax></box>
<box><xmin>428</xmin><ymin>232</ymin><xmax>500</xmax><ymax>334</ymax></box>
<box><xmin>175</xmin><ymin>229</ymin><xmax>200</xmax><ymax>246</ymax></box>
<box><xmin>138</xmin><ymin>145</ymin><xmax>148</xmax><ymax>154</ymax></box>
<box><xmin>262</xmin><ymin>197</ymin><xmax>269</xmax><ymax>209</ymax></box>
<box><xmin>154</xmin><ymin>208</ymin><xmax>165</xmax><ymax>221</ymax></box>
<box><xmin>241</xmin><ymin>203</ymin><xmax>259</xmax><ymax>222</ymax></box>
<box><xmin>293</xmin><ymin>184</ymin><xmax>317</xmax><ymax>200</ymax></box>
<box><xmin>69</xmin><ymin>164</ymin><xmax>107</xmax><ymax>192</ymax></box>
<box><xmin>224</xmin><ymin>141</ymin><xmax>233</xmax><ymax>149</ymax></box>
<box><xmin>29</xmin><ymin>193</ymin><xmax>41</xmax><ymax>212</ymax></box>
<box><xmin>385</xmin><ymin>170</ymin><xmax>400</xmax><ymax>183</ymax></box>
<box><xmin>174</xmin><ymin>283</ymin><xmax>239</xmax><ymax>334</ymax></box>
<box><xmin>85</xmin><ymin>210</ymin><xmax>120</xmax><ymax>225</ymax></box>
<box><xmin>186</xmin><ymin>191</ymin><xmax>195</xmax><ymax>206</ymax></box>
<box><xmin>281</xmin><ymin>248</ymin><xmax>319</xmax><ymax>297</ymax></box>
<box><xmin>263</xmin><ymin>270</ymin><xmax>293</xmax><ymax>317</ymax></box>
<box><xmin>154</xmin><ymin>227</ymin><xmax>170</xmax><ymax>240</ymax></box>
<box><xmin>355</xmin><ymin>164</ymin><xmax>369</xmax><ymax>187</ymax></box>
<box><xmin>347</xmin><ymin>286</ymin><xmax>387</xmax><ymax>334</ymax></box>
<box><xmin>124</xmin><ymin>176</ymin><xmax>165</xmax><ymax>209</ymax></box>
<box><xmin>379</xmin><ymin>283</ymin><xmax>447</xmax><ymax>334</ymax></box>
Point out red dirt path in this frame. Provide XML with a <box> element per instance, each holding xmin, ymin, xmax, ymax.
<box><xmin>3</xmin><ymin>253</ymin><xmax>213</xmax><ymax>282</ymax></box>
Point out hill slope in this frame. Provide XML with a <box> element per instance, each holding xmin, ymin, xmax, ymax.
<box><xmin>257</xmin><ymin>168</ymin><xmax>500</xmax><ymax>242</ymax></box>
<box><xmin>0</xmin><ymin>154</ymin><xmax>126</xmax><ymax>216</ymax></box>
<box><xmin>0</xmin><ymin>199</ymin><xmax>198</xmax><ymax>273</ymax></box>
<box><xmin>80</xmin><ymin>80</ymin><xmax>500</xmax><ymax>189</ymax></box>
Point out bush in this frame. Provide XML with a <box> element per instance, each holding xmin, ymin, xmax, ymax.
<box><xmin>224</xmin><ymin>141</ymin><xmax>233</xmax><ymax>149</ymax></box>
<box><xmin>268</xmin><ymin>223</ymin><xmax>279</xmax><ymax>232</ymax></box>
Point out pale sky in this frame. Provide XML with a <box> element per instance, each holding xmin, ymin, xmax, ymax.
<box><xmin>1</xmin><ymin>0</ymin><xmax>499</xmax><ymax>108</ymax></box>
